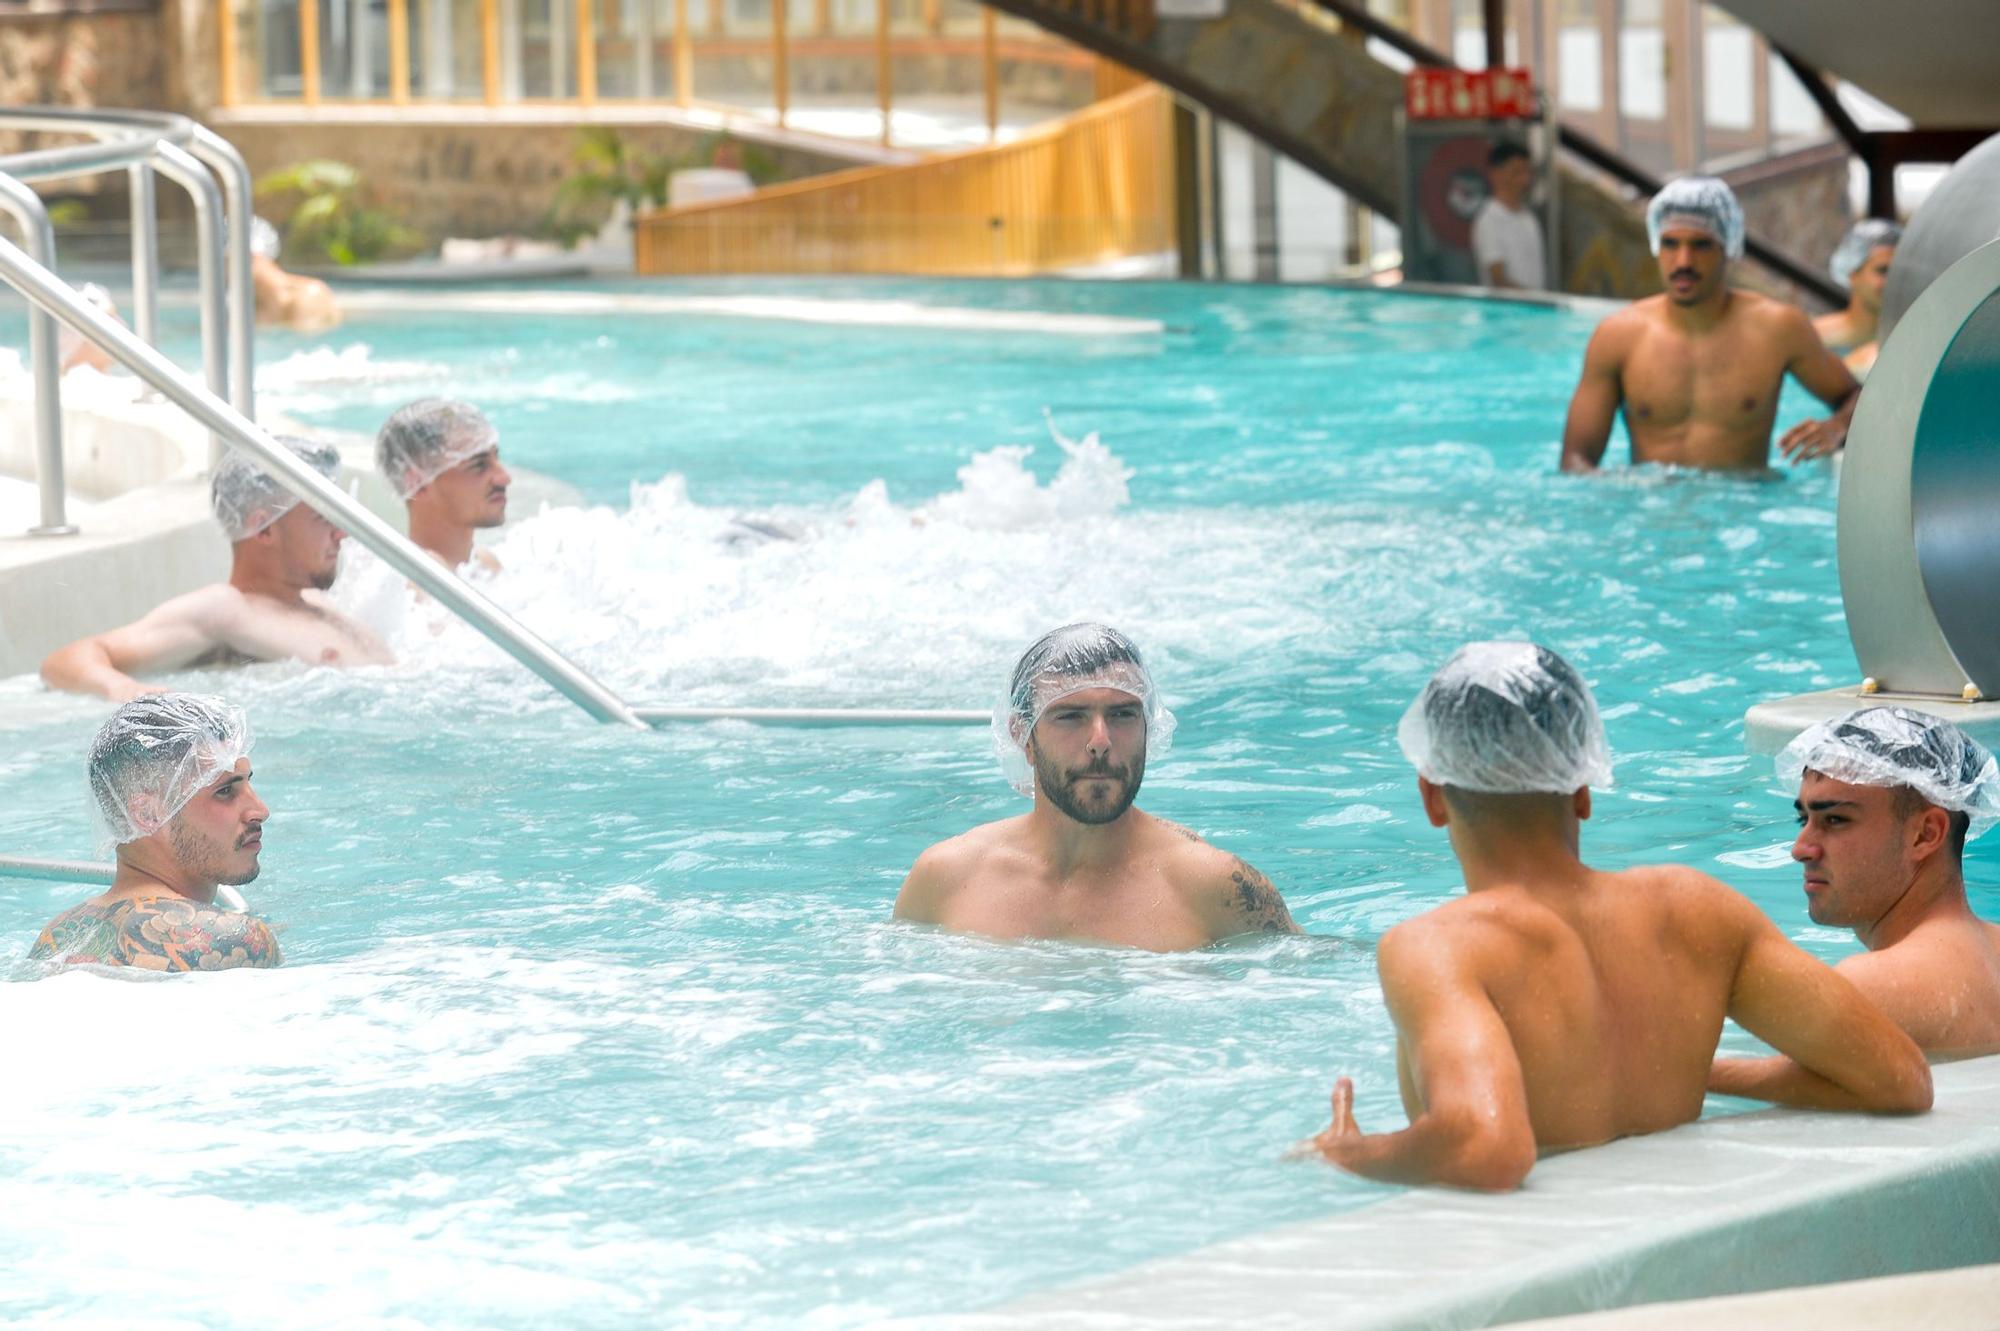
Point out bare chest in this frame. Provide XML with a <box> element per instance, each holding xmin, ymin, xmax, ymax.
<box><xmin>937</xmin><ymin>868</ymin><xmax>1212</xmax><ymax>952</ymax></box>
<box><xmin>1621</xmin><ymin>326</ymin><xmax>1787</xmax><ymax>435</ymax></box>
<box><xmin>237</xmin><ymin>597</ymin><xmax>389</xmax><ymax>667</ymax></box>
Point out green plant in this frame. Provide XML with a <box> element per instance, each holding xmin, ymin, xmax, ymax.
<box><xmin>254</xmin><ymin>159</ymin><xmax>423</xmax><ymax>266</ymax></box>
<box><xmin>539</xmin><ymin>128</ymin><xmax>784</xmax><ymax>248</ymax></box>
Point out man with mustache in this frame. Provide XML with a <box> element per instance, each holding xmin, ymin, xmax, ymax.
<box><xmin>29</xmin><ymin>694</ymin><xmax>282</xmax><ymax>971</ymax></box>
<box><xmin>893</xmin><ymin>622</ymin><xmax>1298</xmax><ymax>950</ymax></box>
<box><xmin>1559</xmin><ymin>176</ymin><xmax>1859</xmax><ymax>472</ymax></box>
<box><xmin>40</xmin><ymin>436</ymin><xmax>391</xmax><ymax>701</ymax></box>
<box><xmin>1711</xmin><ymin>710</ymin><xmax>2000</xmax><ymax>1099</ymax></box>
<box><xmin>377</xmin><ymin>398</ymin><xmax>512</xmax><ymax>574</ymax></box>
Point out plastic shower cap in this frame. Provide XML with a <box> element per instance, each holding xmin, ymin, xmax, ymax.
<box><xmin>1398</xmin><ymin>641</ymin><xmax>1612</xmax><ymax>794</ymax></box>
<box><xmin>1776</xmin><ymin>706</ymin><xmax>2000</xmax><ymax>840</ymax></box>
<box><xmin>1646</xmin><ymin>176</ymin><xmax>1745</xmax><ymax>261</ymax></box>
<box><xmin>991</xmin><ymin>622</ymin><xmax>1176</xmax><ymax>798</ymax></box>
<box><xmin>249</xmin><ymin>215</ymin><xmax>282</xmax><ymax>262</ymax></box>
<box><xmin>1827</xmin><ymin>219</ymin><xmax>1900</xmax><ymax>288</ymax></box>
<box><xmin>377</xmin><ymin>398</ymin><xmax>500</xmax><ymax>499</ymax></box>
<box><xmin>211</xmin><ymin>434</ymin><xmax>342</xmax><ymax>542</ymax></box>
<box><xmin>88</xmin><ymin>693</ymin><xmax>253</xmax><ymax>850</ymax></box>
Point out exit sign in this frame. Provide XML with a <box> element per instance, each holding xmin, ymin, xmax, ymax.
<box><xmin>1404</xmin><ymin>67</ymin><xmax>1538</xmax><ymax>121</ymax></box>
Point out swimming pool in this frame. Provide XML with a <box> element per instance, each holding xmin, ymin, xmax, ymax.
<box><xmin>4</xmin><ymin>278</ymin><xmax>1984</xmax><ymax>1328</ymax></box>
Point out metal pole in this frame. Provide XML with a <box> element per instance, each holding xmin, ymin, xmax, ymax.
<box><xmin>150</xmin><ymin>142</ymin><xmax>230</xmax><ymax>462</ymax></box>
<box><xmin>190</xmin><ymin>126</ymin><xmax>258</xmax><ymax>420</ymax></box>
<box><xmin>0</xmin><ymin>234</ymin><xmax>644</xmax><ymax>729</ymax></box>
<box><xmin>0</xmin><ymin>856</ymin><xmax>114</xmax><ymax>886</ymax></box>
<box><xmin>127</xmin><ymin>162</ymin><xmax>160</xmax><ymax>346</ymax></box>
<box><xmin>0</xmin><ymin>176</ymin><xmax>74</xmax><ymax>537</ymax></box>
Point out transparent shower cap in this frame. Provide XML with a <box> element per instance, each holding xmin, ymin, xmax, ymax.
<box><xmin>1397</xmin><ymin>642</ymin><xmax>1613</xmax><ymax>795</ymax></box>
<box><xmin>377</xmin><ymin>398</ymin><xmax>500</xmax><ymax>499</ymax></box>
<box><xmin>1827</xmin><ymin>219</ymin><xmax>1900</xmax><ymax>288</ymax></box>
<box><xmin>249</xmin><ymin>215</ymin><xmax>282</xmax><ymax>262</ymax></box>
<box><xmin>88</xmin><ymin>693</ymin><xmax>253</xmax><ymax>851</ymax></box>
<box><xmin>211</xmin><ymin>434</ymin><xmax>342</xmax><ymax>542</ymax></box>
<box><xmin>1776</xmin><ymin>707</ymin><xmax>2000</xmax><ymax>839</ymax></box>
<box><xmin>991</xmin><ymin>622</ymin><xmax>1177</xmax><ymax>798</ymax></box>
<box><xmin>1646</xmin><ymin>176</ymin><xmax>1745</xmax><ymax>261</ymax></box>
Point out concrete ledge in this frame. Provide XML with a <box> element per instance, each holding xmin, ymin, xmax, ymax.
<box><xmin>971</xmin><ymin>1054</ymin><xmax>2000</xmax><ymax>1330</ymax></box>
<box><xmin>1505</xmin><ymin>1262</ymin><xmax>2000</xmax><ymax>1331</ymax></box>
<box><xmin>1744</xmin><ymin>687</ymin><xmax>2000</xmax><ymax>756</ymax></box>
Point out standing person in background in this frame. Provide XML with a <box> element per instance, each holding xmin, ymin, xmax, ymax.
<box><xmin>1814</xmin><ymin>220</ymin><xmax>1900</xmax><ymax>380</ymax></box>
<box><xmin>1470</xmin><ymin>142</ymin><xmax>1546</xmax><ymax>292</ymax></box>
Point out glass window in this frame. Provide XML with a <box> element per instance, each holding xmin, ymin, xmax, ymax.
<box><xmin>1556</xmin><ymin>0</ymin><xmax>1600</xmax><ymax>111</ymax></box>
<box><xmin>1768</xmin><ymin>51</ymin><xmax>1824</xmax><ymax>141</ymax></box>
<box><xmin>520</xmin><ymin>0</ymin><xmax>577</xmax><ymax>98</ymax></box>
<box><xmin>1617</xmin><ymin>0</ymin><xmax>1665</xmax><ymax>120</ymax></box>
<box><xmin>1702</xmin><ymin>5</ymin><xmax>1754</xmax><ymax>132</ymax></box>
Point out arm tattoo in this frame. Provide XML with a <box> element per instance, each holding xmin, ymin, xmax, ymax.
<box><xmin>1226</xmin><ymin>857</ymin><xmax>1299</xmax><ymax>935</ymax></box>
<box><xmin>113</xmin><ymin>898</ymin><xmax>283</xmax><ymax>972</ymax></box>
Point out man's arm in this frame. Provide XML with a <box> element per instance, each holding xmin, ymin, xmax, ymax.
<box><xmin>40</xmin><ymin>590</ymin><xmax>236</xmax><ymax>701</ymax></box>
<box><xmin>1559</xmin><ymin>321</ymin><xmax>1628</xmax><ymax>473</ymax></box>
<box><xmin>1712</xmin><ymin>904</ymin><xmax>1930</xmax><ymax>1112</ymax></box>
<box><xmin>1200</xmin><ymin>853</ymin><xmax>1302</xmax><ymax>940</ymax></box>
<box><xmin>114</xmin><ymin>899</ymin><xmax>283</xmax><ymax>972</ymax></box>
<box><xmin>1776</xmin><ymin>305</ymin><xmax>1861</xmax><ymax>463</ymax></box>
<box><xmin>891</xmin><ymin>844</ymin><xmax>955</xmax><ymax>925</ymax></box>
<box><xmin>1305</xmin><ymin>923</ymin><xmax>1537</xmax><ymax>1190</ymax></box>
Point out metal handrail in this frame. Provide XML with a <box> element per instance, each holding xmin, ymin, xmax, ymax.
<box><xmin>0</xmin><ymin>174</ymin><xmax>71</xmax><ymax>536</ymax></box>
<box><xmin>0</xmin><ymin>235</ymin><xmax>646</xmax><ymax>728</ymax></box>
<box><xmin>0</xmin><ymin>855</ymin><xmax>249</xmax><ymax>912</ymax></box>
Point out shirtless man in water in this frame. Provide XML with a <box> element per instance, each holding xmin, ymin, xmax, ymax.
<box><xmin>894</xmin><ymin>623</ymin><xmax>1299</xmax><ymax>950</ymax></box>
<box><xmin>377</xmin><ymin>398</ymin><xmax>511</xmax><ymax>574</ymax></box>
<box><xmin>30</xmin><ymin>693</ymin><xmax>281</xmax><ymax>972</ymax></box>
<box><xmin>40</xmin><ymin>435</ymin><xmax>390</xmax><ymax>701</ymax></box>
<box><xmin>1710</xmin><ymin>710</ymin><xmax>2000</xmax><ymax>1101</ymax></box>
<box><xmin>1304</xmin><ymin>643</ymin><xmax>1929</xmax><ymax>1191</ymax></box>
<box><xmin>1560</xmin><ymin>176</ymin><xmax>1859</xmax><ymax>472</ymax></box>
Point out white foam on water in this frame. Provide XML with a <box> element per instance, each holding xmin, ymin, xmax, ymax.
<box><xmin>323</xmin><ymin>430</ymin><xmax>1512</xmax><ymax>713</ymax></box>
<box><xmin>333</xmin><ymin>289</ymin><xmax>1165</xmax><ymax>337</ymax></box>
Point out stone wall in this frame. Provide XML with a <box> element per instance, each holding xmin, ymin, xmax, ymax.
<box><xmin>1727</xmin><ymin>141</ymin><xmax>1855</xmax><ymax>311</ymax></box>
<box><xmin>0</xmin><ymin>9</ymin><xmax>167</xmax><ymax>195</ymax></box>
<box><xmin>222</xmin><ymin>116</ymin><xmax>871</xmax><ymax>244</ymax></box>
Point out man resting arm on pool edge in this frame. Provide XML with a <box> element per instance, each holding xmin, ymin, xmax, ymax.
<box><xmin>1302</xmin><ymin>643</ymin><xmax>1928</xmax><ymax>1191</ymax></box>
<box><xmin>895</xmin><ymin>623</ymin><xmax>1298</xmax><ymax>950</ymax></box>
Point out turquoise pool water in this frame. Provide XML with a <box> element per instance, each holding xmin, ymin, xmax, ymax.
<box><xmin>3</xmin><ymin>278</ymin><xmax>1989</xmax><ymax>1328</ymax></box>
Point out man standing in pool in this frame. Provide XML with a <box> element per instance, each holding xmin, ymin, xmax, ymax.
<box><xmin>30</xmin><ymin>694</ymin><xmax>282</xmax><ymax>971</ymax></box>
<box><xmin>376</xmin><ymin>398</ymin><xmax>511</xmax><ymax>574</ymax></box>
<box><xmin>893</xmin><ymin>623</ymin><xmax>1300</xmax><ymax>949</ymax></box>
<box><xmin>1304</xmin><ymin>643</ymin><xmax>1930</xmax><ymax>1190</ymax></box>
<box><xmin>41</xmin><ymin>436</ymin><xmax>391</xmax><ymax>701</ymax></box>
<box><xmin>1709</xmin><ymin>710</ymin><xmax>2000</xmax><ymax>1092</ymax></box>
<box><xmin>1559</xmin><ymin>177</ymin><xmax>1859</xmax><ymax>472</ymax></box>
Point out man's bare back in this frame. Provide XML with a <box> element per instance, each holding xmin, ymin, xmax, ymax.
<box><xmin>30</xmin><ymin>888</ymin><xmax>282</xmax><ymax>972</ymax></box>
<box><xmin>1562</xmin><ymin>289</ymin><xmax>1856</xmax><ymax>472</ymax></box>
<box><xmin>896</xmin><ymin>809</ymin><xmax>1295</xmax><ymax>951</ymax></box>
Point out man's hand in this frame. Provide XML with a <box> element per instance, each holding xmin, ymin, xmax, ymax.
<box><xmin>1778</xmin><ymin>415</ymin><xmax>1849</xmax><ymax>462</ymax></box>
<box><xmin>1306</xmin><ymin>1076</ymin><xmax>1365</xmax><ymax>1166</ymax></box>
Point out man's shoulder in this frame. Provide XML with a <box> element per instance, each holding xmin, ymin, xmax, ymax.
<box><xmin>150</xmin><ymin>582</ymin><xmax>248</xmax><ymax>630</ymax></box>
<box><xmin>106</xmin><ymin>895</ymin><xmax>282</xmax><ymax>972</ymax></box>
<box><xmin>1145</xmin><ymin>819</ymin><xmax>1298</xmax><ymax>938</ymax></box>
<box><xmin>908</xmin><ymin>818</ymin><xmax>1029</xmax><ymax>880</ymax></box>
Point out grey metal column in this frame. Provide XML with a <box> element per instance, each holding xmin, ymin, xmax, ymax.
<box><xmin>127</xmin><ymin>162</ymin><xmax>160</xmax><ymax>346</ymax></box>
<box><xmin>190</xmin><ymin>126</ymin><xmax>258</xmax><ymax>420</ymax></box>
<box><xmin>150</xmin><ymin>141</ymin><xmax>230</xmax><ymax>461</ymax></box>
<box><xmin>0</xmin><ymin>175</ymin><xmax>74</xmax><ymax>537</ymax></box>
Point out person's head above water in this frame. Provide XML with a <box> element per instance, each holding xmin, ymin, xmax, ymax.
<box><xmin>994</xmin><ymin>622</ymin><xmax>1176</xmax><ymax>822</ymax></box>
<box><xmin>377</xmin><ymin>397</ymin><xmax>503</xmax><ymax>501</ymax></box>
<box><xmin>1828</xmin><ymin>218</ymin><xmax>1899</xmax><ymax>320</ymax></box>
<box><xmin>210</xmin><ymin>434</ymin><xmax>343</xmax><ymax>543</ymax></box>
<box><xmin>1646</xmin><ymin>176</ymin><xmax>1745</xmax><ymax>261</ymax></box>
<box><xmin>1779</xmin><ymin>706</ymin><xmax>2000</xmax><ymax>858</ymax></box>
<box><xmin>1399</xmin><ymin>641</ymin><xmax>1612</xmax><ymax>814</ymax></box>
<box><xmin>88</xmin><ymin>693</ymin><xmax>266</xmax><ymax>886</ymax></box>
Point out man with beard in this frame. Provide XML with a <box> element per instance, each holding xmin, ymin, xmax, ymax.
<box><xmin>376</xmin><ymin>398</ymin><xmax>511</xmax><ymax>574</ymax></box>
<box><xmin>1559</xmin><ymin>176</ymin><xmax>1859</xmax><ymax>472</ymax></box>
<box><xmin>30</xmin><ymin>694</ymin><xmax>281</xmax><ymax>971</ymax></box>
<box><xmin>1710</xmin><ymin>710</ymin><xmax>2000</xmax><ymax>1092</ymax></box>
<box><xmin>893</xmin><ymin>623</ymin><xmax>1298</xmax><ymax>950</ymax></box>
<box><xmin>40</xmin><ymin>436</ymin><xmax>391</xmax><ymax>701</ymax></box>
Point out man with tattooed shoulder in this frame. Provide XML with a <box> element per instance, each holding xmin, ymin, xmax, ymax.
<box><xmin>894</xmin><ymin>623</ymin><xmax>1298</xmax><ymax>950</ymax></box>
<box><xmin>30</xmin><ymin>694</ymin><xmax>282</xmax><ymax>972</ymax></box>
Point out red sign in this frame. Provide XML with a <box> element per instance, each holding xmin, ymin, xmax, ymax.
<box><xmin>1404</xmin><ymin>67</ymin><xmax>1537</xmax><ymax>121</ymax></box>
